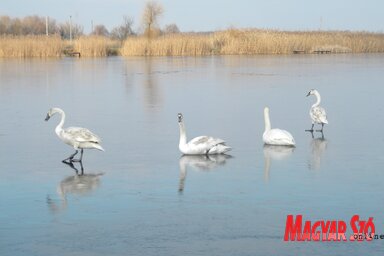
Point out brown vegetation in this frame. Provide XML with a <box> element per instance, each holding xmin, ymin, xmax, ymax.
<box><xmin>72</xmin><ymin>36</ymin><xmax>120</xmax><ymax>57</ymax></box>
<box><xmin>0</xmin><ymin>35</ymin><xmax>63</xmax><ymax>57</ymax></box>
<box><xmin>121</xmin><ymin>29</ymin><xmax>384</xmax><ymax>56</ymax></box>
<box><xmin>1</xmin><ymin>29</ymin><xmax>384</xmax><ymax>57</ymax></box>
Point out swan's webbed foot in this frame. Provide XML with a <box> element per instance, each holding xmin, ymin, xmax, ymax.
<box><xmin>62</xmin><ymin>158</ymin><xmax>84</xmax><ymax>175</ymax></box>
<box><xmin>62</xmin><ymin>150</ymin><xmax>79</xmax><ymax>163</ymax></box>
<box><xmin>305</xmin><ymin>124</ymin><xmax>314</xmax><ymax>132</ymax></box>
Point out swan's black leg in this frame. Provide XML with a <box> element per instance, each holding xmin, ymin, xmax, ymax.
<box><xmin>305</xmin><ymin>124</ymin><xmax>314</xmax><ymax>132</ymax></box>
<box><xmin>79</xmin><ymin>160</ymin><xmax>84</xmax><ymax>175</ymax></box>
<box><xmin>72</xmin><ymin>149</ymin><xmax>84</xmax><ymax>162</ymax></box>
<box><xmin>316</xmin><ymin>123</ymin><xmax>324</xmax><ymax>132</ymax></box>
<box><xmin>62</xmin><ymin>150</ymin><xmax>78</xmax><ymax>163</ymax></box>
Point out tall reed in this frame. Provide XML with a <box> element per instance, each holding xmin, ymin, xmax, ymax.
<box><xmin>0</xmin><ymin>35</ymin><xmax>64</xmax><ymax>57</ymax></box>
<box><xmin>121</xmin><ymin>29</ymin><xmax>384</xmax><ymax>56</ymax></box>
<box><xmin>71</xmin><ymin>36</ymin><xmax>120</xmax><ymax>57</ymax></box>
<box><xmin>121</xmin><ymin>34</ymin><xmax>213</xmax><ymax>56</ymax></box>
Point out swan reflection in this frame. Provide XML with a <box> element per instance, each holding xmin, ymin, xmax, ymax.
<box><xmin>178</xmin><ymin>154</ymin><xmax>232</xmax><ymax>193</ymax></box>
<box><xmin>263</xmin><ymin>145</ymin><xmax>294</xmax><ymax>181</ymax></box>
<box><xmin>47</xmin><ymin>161</ymin><xmax>104</xmax><ymax>214</ymax></box>
<box><xmin>309</xmin><ymin>135</ymin><xmax>328</xmax><ymax>170</ymax></box>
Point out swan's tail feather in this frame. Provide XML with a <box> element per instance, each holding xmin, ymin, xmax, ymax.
<box><xmin>209</xmin><ymin>144</ymin><xmax>232</xmax><ymax>154</ymax></box>
<box><xmin>93</xmin><ymin>144</ymin><xmax>105</xmax><ymax>151</ymax></box>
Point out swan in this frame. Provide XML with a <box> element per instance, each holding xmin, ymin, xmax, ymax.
<box><xmin>306</xmin><ymin>89</ymin><xmax>328</xmax><ymax>132</ymax></box>
<box><xmin>263</xmin><ymin>107</ymin><xmax>295</xmax><ymax>146</ymax></box>
<box><xmin>177</xmin><ymin>113</ymin><xmax>231</xmax><ymax>155</ymax></box>
<box><xmin>45</xmin><ymin>107</ymin><xmax>104</xmax><ymax>162</ymax></box>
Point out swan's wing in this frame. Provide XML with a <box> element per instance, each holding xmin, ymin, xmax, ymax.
<box><xmin>64</xmin><ymin>127</ymin><xmax>101</xmax><ymax>143</ymax></box>
<box><xmin>189</xmin><ymin>136</ymin><xmax>226</xmax><ymax>146</ymax></box>
<box><xmin>264</xmin><ymin>129</ymin><xmax>295</xmax><ymax>145</ymax></box>
<box><xmin>185</xmin><ymin>136</ymin><xmax>229</xmax><ymax>154</ymax></box>
<box><xmin>311</xmin><ymin>106</ymin><xmax>328</xmax><ymax>123</ymax></box>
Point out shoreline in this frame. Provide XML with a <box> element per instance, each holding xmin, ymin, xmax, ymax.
<box><xmin>1</xmin><ymin>29</ymin><xmax>384</xmax><ymax>57</ymax></box>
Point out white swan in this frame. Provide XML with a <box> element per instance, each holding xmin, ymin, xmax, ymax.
<box><xmin>178</xmin><ymin>113</ymin><xmax>231</xmax><ymax>155</ymax></box>
<box><xmin>306</xmin><ymin>89</ymin><xmax>328</xmax><ymax>132</ymax></box>
<box><xmin>45</xmin><ymin>107</ymin><xmax>104</xmax><ymax>162</ymax></box>
<box><xmin>263</xmin><ymin>107</ymin><xmax>295</xmax><ymax>146</ymax></box>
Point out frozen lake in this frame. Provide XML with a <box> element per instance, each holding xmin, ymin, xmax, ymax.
<box><xmin>1</xmin><ymin>54</ymin><xmax>384</xmax><ymax>255</ymax></box>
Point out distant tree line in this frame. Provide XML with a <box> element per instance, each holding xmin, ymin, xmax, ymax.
<box><xmin>0</xmin><ymin>1</ymin><xmax>179</xmax><ymax>40</ymax></box>
<box><xmin>0</xmin><ymin>15</ymin><xmax>84</xmax><ymax>39</ymax></box>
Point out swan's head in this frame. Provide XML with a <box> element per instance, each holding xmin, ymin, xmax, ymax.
<box><xmin>178</xmin><ymin>113</ymin><xmax>183</xmax><ymax>123</ymax></box>
<box><xmin>45</xmin><ymin>107</ymin><xmax>63</xmax><ymax>121</ymax></box>
<box><xmin>306</xmin><ymin>89</ymin><xmax>317</xmax><ymax>97</ymax></box>
<box><xmin>264</xmin><ymin>107</ymin><xmax>270</xmax><ymax>115</ymax></box>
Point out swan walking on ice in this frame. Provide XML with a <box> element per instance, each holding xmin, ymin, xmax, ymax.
<box><xmin>263</xmin><ymin>107</ymin><xmax>295</xmax><ymax>146</ymax></box>
<box><xmin>45</xmin><ymin>107</ymin><xmax>104</xmax><ymax>162</ymax></box>
<box><xmin>177</xmin><ymin>113</ymin><xmax>231</xmax><ymax>155</ymax></box>
<box><xmin>306</xmin><ymin>89</ymin><xmax>328</xmax><ymax>132</ymax></box>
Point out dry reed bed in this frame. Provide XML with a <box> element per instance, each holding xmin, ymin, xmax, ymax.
<box><xmin>0</xmin><ymin>35</ymin><xmax>64</xmax><ymax>57</ymax></box>
<box><xmin>1</xmin><ymin>30</ymin><xmax>384</xmax><ymax>57</ymax></box>
<box><xmin>121</xmin><ymin>35</ymin><xmax>213</xmax><ymax>56</ymax></box>
<box><xmin>72</xmin><ymin>36</ymin><xmax>120</xmax><ymax>57</ymax></box>
<box><xmin>121</xmin><ymin>29</ymin><xmax>384</xmax><ymax>56</ymax></box>
<box><xmin>0</xmin><ymin>35</ymin><xmax>118</xmax><ymax>57</ymax></box>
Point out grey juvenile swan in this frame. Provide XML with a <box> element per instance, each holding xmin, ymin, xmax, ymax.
<box><xmin>45</xmin><ymin>107</ymin><xmax>104</xmax><ymax>162</ymax></box>
<box><xmin>306</xmin><ymin>89</ymin><xmax>328</xmax><ymax>132</ymax></box>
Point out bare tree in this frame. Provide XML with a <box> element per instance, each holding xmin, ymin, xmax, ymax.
<box><xmin>141</xmin><ymin>1</ymin><xmax>163</xmax><ymax>39</ymax></box>
<box><xmin>1</xmin><ymin>15</ymin><xmax>58</xmax><ymax>35</ymax></box>
<box><xmin>22</xmin><ymin>15</ymin><xmax>45</xmax><ymax>34</ymax></box>
<box><xmin>110</xmin><ymin>16</ymin><xmax>135</xmax><ymax>40</ymax></box>
<box><xmin>59</xmin><ymin>22</ymin><xmax>83</xmax><ymax>39</ymax></box>
<box><xmin>164</xmin><ymin>23</ymin><xmax>180</xmax><ymax>34</ymax></box>
<box><xmin>10</xmin><ymin>18</ymin><xmax>23</xmax><ymax>35</ymax></box>
<box><xmin>0</xmin><ymin>16</ymin><xmax>12</xmax><ymax>34</ymax></box>
<box><xmin>91</xmin><ymin>24</ymin><xmax>109</xmax><ymax>36</ymax></box>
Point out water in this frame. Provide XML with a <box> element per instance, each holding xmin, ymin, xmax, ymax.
<box><xmin>1</xmin><ymin>55</ymin><xmax>384</xmax><ymax>255</ymax></box>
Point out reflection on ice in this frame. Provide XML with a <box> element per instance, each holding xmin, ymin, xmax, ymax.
<box><xmin>47</xmin><ymin>161</ymin><xmax>104</xmax><ymax>214</ymax></box>
<box><xmin>178</xmin><ymin>154</ymin><xmax>232</xmax><ymax>193</ymax></box>
<box><xmin>263</xmin><ymin>145</ymin><xmax>294</xmax><ymax>181</ymax></box>
<box><xmin>309</xmin><ymin>135</ymin><xmax>328</xmax><ymax>170</ymax></box>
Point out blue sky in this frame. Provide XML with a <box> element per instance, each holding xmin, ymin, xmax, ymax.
<box><xmin>2</xmin><ymin>0</ymin><xmax>384</xmax><ymax>33</ymax></box>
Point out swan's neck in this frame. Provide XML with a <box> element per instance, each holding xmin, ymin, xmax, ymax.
<box><xmin>178</xmin><ymin>121</ymin><xmax>187</xmax><ymax>147</ymax></box>
<box><xmin>55</xmin><ymin>109</ymin><xmax>65</xmax><ymax>136</ymax></box>
<box><xmin>312</xmin><ymin>91</ymin><xmax>321</xmax><ymax>108</ymax></box>
<box><xmin>264</xmin><ymin>110</ymin><xmax>271</xmax><ymax>132</ymax></box>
